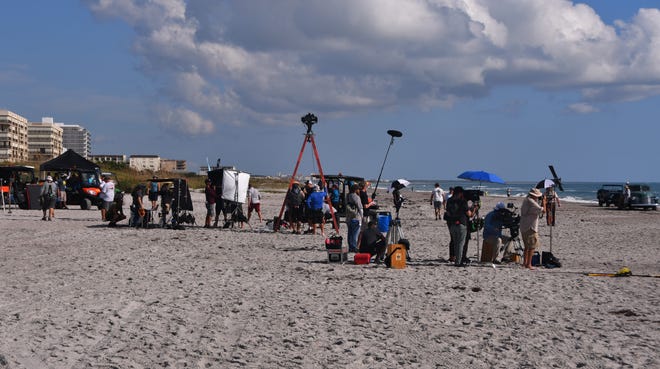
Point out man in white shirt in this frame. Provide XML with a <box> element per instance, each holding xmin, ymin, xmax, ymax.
<box><xmin>430</xmin><ymin>183</ymin><xmax>445</xmax><ymax>220</ymax></box>
<box><xmin>247</xmin><ymin>184</ymin><xmax>262</xmax><ymax>222</ymax></box>
<box><xmin>99</xmin><ymin>176</ymin><xmax>115</xmax><ymax>221</ymax></box>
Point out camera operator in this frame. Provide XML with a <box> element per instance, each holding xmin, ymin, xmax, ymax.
<box><xmin>444</xmin><ymin>186</ymin><xmax>479</xmax><ymax>266</ymax></box>
<box><xmin>481</xmin><ymin>202</ymin><xmax>507</xmax><ymax>263</ymax></box>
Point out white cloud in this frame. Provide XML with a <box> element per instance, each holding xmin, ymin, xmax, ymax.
<box><xmin>156</xmin><ymin>106</ymin><xmax>214</xmax><ymax>135</ymax></box>
<box><xmin>567</xmin><ymin>102</ymin><xmax>598</xmax><ymax>114</ymax></box>
<box><xmin>85</xmin><ymin>0</ymin><xmax>660</xmax><ymax>133</ymax></box>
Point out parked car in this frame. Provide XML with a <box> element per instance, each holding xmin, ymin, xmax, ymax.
<box><xmin>0</xmin><ymin>165</ymin><xmax>36</xmax><ymax>209</ymax></box>
<box><xmin>624</xmin><ymin>184</ymin><xmax>658</xmax><ymax>210</ymax></box>
<box><xmin>597</xmin><ymin>184</ymin><xmax>623</xmax><ymax>207</ymax></box>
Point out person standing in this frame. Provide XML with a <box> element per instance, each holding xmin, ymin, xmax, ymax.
<box><xmin>130</xmin><ymin>183</ymin><xmax>146</xmax><ymax>227</ymax></box>
<box><xmin>204</xmin><ymin>178</ymin><xmax>216</xmax><ymax>228</ymax></box>
<box><xmin>148</xmin><ymin>176</ymin><xmax>159</xmax><ymax>211</ymax></box>
<box><xmin>247</xmin><ymin>184</ymin><xmax>263</xmax><ymax>222</ymax></box>
<box><xmin>444</xmin><ymin>186</ymin><xmax>479</xmax><ymax>266</ymax></box>
<box><xmin>430</xmin><ymin>183</ymin><xmax>445</xmax><ymax>220</ymax></box>
<box><xmin>520</xmin><ymin>188</ymin><xmax>545</xmax><ymax>270</ymax></box>
<box><xmin>285</xmin><ymin>182</ymin><xmax>305</xmax><ymax>234</ymax></box>
<box><xmin>40</xmin><ymin>176</ymin><xmax>59</xmax><ymax>221</ymax></box>
<box><xmin>345</xmin><ymin>184</ymin><xmax>364</xmax><ymax>252</ymax></box>
<box><xmin>543</xmin><ymin>185</ymin><xmax>560</xmax><ymax>226</ymax></box>
<box><xmin>99</xmin><ymin>175</ymin><xmax>115</xmax><ymax>221</ymax></box>
<box><xmin>306</xmin><ymin>185</ymin><xmax>327</xmax><ymax>236</ymax></box>
<box><xmin>57</xmin><ymin>174</ymin><xmax>68</xmax><ymax>209</ymax></box>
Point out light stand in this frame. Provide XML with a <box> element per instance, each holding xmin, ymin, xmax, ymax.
<box><xmin>371</xmin><ymin>130</ymin><xmax>402</xmax><ymax>201</ymax></box>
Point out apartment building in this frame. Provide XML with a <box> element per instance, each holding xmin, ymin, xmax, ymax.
<box><xmin>0</xmin><ymin>109</ymin><xmax>29</xmax><ymax>162</ymax></box>
<box><xmin>53</xmin><ymin>119</ymin><xmax>91</xmax><ymax>158</ymax></box>
<box><xmin>89</xmin><ymin>154</ymin><xmax>127</xmax><ymax>165</ymax></box>
<box><xmin>160</xmin><ymin>159</ymin><xmax>187</xmax><ymax>172</ymax></box>
<box><xmin>28</xmin><ymin>119</ymin><xmax>63</xmax><ymax>160</ymax></box>
<box><xmin>129</xmin><ymin>155</ymin><xmax>161</xmax><ymax>172</ymax></box>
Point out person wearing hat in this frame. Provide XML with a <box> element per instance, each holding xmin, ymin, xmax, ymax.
<box><xmin>481</xmin><ymin>202</ymin><xmax>507</xmax><ymax>263</ymax></box>
<box><xmin>305</xmin><ymin>184</ymin><xmax>327</xmax><ymax>236</ymax></box>
<box><xmin>520</xmin><ymin>188</ymin><xmax>545</xmax><ymax>269</ymax></box>
<box><xmin>39</xmin><ymin>176</ymin><xmax>59</xmax><ymax>221</ymax></box>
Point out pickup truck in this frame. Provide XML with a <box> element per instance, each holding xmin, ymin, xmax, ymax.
<box><xmin>597</xmin><ymin>184</ymin><xmax>623</xmax><ymax>207</ymax></box>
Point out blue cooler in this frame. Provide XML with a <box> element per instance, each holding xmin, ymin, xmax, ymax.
<box><xmin>377</xmin><ymin>211</ymin><xmax>391</xmax><ymax>233</ymax></box>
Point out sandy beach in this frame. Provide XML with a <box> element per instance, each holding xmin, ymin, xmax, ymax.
<box><xmin>0</xmin><ymin>189</ymin><xmax>658</xmax><ymax>368</ymax></box>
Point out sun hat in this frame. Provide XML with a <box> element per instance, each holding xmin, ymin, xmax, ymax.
<box><xmin>46</xmin><ymin>176</ymin><xmax>53</xmax><ymax>182</ymax></box>
<box><xmin>495</xmin><ymin>202</ymin><xmax>506</xmax><ymax>210</ymax></box>
<box><xmin>528</xmin><ymin>188</ymin><xmax>542</xmax><ymax>198</ymax></box>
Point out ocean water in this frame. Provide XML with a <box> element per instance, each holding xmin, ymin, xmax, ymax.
<box><xmin>382</xmin><ymin>180</ymin><xmax>660</xmax><ymax>204</ymax></box>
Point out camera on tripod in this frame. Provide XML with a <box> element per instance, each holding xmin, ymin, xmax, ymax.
<box><xmin>301</xmin><ymin>113</ymin><xmax>318</xmax><ymax>134</ymax></box>
<box><xmin>499</xmin><ymin>203</ymin><xmax>521</xmax><ymax>238</ymax></box>
<box><xmin>463</xmin><ymin>189</ymin><xmax>483</xmax><ymax>202</ymax></box>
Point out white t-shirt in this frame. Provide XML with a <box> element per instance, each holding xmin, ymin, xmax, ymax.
<box><xmin>432</xmin><ymin>187</ymin><xmax>444</xmax><ymax>202</ymax></box>
<box><xmin>100</xmin><ymin>181</ymin><xmax>115</xmax><ymax>202</ymax></box>
<box><xmin>248</xmin><ymin>187</ymin><xmax>260</xmax><ymax>204</ymax></box>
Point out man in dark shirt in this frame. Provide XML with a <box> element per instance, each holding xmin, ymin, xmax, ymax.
<box><xmin>445</xmin><ymin>186</ymin><xmax>479</xmax><ymax>266</ymax></box>
<box><xmin>359</xmin><ymin>220</ymin><xmax>387</xmax><ymax>262</ymax></box>
<box><xmin>204</xmin><ymin>178</ymin><xmax>216</xmax><ymax>228</ymax></box>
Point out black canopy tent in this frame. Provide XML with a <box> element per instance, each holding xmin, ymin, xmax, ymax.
<box><xmin>39</xmin><ymin>150</ymin><xmax>100</xmax><ymax>173</ymax></box>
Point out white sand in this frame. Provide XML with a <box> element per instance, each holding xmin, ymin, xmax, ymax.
<box><xmin>0</xmin><ymin>190</ymin><xmax>658</xmax><ymax>368</ymax></box>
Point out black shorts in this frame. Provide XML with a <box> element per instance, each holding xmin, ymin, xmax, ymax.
<box><xmin>288</xmin><ymin>206</ymin><xmax>303</xmax><ymax>222</ymax></box>
<box><xmin>309</xmin><ymin>209</ymin><xmax>324</xmax><ymax>224</ymax></box>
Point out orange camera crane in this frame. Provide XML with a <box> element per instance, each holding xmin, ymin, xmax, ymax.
<box><xmin>275</xmin><ymin>113</ymin><xmax>339</xmax><ymax>232</ymax></box>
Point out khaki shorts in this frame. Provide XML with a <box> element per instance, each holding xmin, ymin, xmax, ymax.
<box><xmin>522</xmin><ymin>229</ymin><xmax>539</xmax><ymax>250</ymax></box>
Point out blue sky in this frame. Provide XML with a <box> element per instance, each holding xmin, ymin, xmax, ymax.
<box><xmin>1</xmin><ymin>0</ymin><xmax>659</xmax><ymax>182</ymax></box>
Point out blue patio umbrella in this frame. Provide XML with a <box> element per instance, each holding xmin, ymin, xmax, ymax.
<box><xmin>457</xmin><ymin>170</ymin><xmax>506</xmax><ymax>185</ymax></box>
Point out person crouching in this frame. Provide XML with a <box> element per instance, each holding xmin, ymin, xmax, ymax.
<box><xmin>359</xmin><ymin>220</ymin><xmax>387</xmax><ymax>263</ymax></box>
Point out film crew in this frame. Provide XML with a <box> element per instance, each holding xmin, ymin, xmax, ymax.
<box><xmin>330</xmin><ymin>183</ymin><xmax>341</xmax><ymax>211</ymax></box>
<box><xmin>543</xmin><ymin>185</ymin><xmax>560</xmax><ymax>226</ymax></box>
<box><xmin>300</xmin><ymin>180</ymin><xmax>314</xmax><ymax>233</ymax></box>
<box><xmin>345</xmin><ymin>184</ymin><xmax>363</xmax><ymax>252</ymax></box>
<box><xmin>520</xmin><ymin>188</ymin><xmax>545</xmax><ymax>270</ymax></box>
<box><xmin>148</xmin><ymin>176</ymin><xmax>159</xmax><ymax>211</ymax></box>
<box><xmin>129</xmin><ymin>183</ymin><xmax>147</xmax><ymax>228</ymax></box>
<box><xmin>204</xmin><ymin>178</ymin><xmax>216</xmax><ymax>228</ymax></box>
<box><xmin>360</xmin><ymin>220</ymin><xmax>387</xmax><ymax>263</ymax></box>
<box><xmin>285</xmin><ymin>182</ymin><xmax>305</xmax><ymax>234</ymax></box>
<box><xmin>57</xmin><ymin>174</ymin><xmax>68</xmax><ymax>209</ymax></box>
<box><xmin>40</xmin><ymin>176</ymin><xmax>59</xmax><ymax>221</ymax></box>
<box><xmin>481</xmin><ymin>202</ymin><xmax>506</xmax><ymax>263</ymax></box>
<box><xmin>159</xmin><ymin>183</ymin><xmax>173</xmax><ymax>227</ymax></box>
<box><xmin>305</xmin><ymin>184</ymin><xmax>327</xmax><ymax>236</ymax></box>
<box><xmin>444</xmin><ymin>186</ymin><xmax>479</xmax><ymax>266</ymax></box>
<box><xmin>212</xmin><ymin>183</ymin><xmax>224</xmax><ymax>227</ymax></box>
<box><xmin>430</xmin><ymin>183</ymin><xmax>445</xmax><ymax>220</ymax></box>
<box><xmin>247</xmin><ymin>183</ymin><xmax>263</xmax><ymax>222</ymax></box>
<box><xmin>359</xmin><ymin>181</ymin><xmax>378</xmax><ymax>227</ymax></box>
<box><xmin>99</xmin><ymin>175</ymin><xmax>115</xmax><ymax>221</ymax></box>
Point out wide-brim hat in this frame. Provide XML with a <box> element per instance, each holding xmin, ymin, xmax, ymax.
<box><xmin>528</xmin><ymin>188</ymin><xmax>543</xmax><ymax>198</ymax></box>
